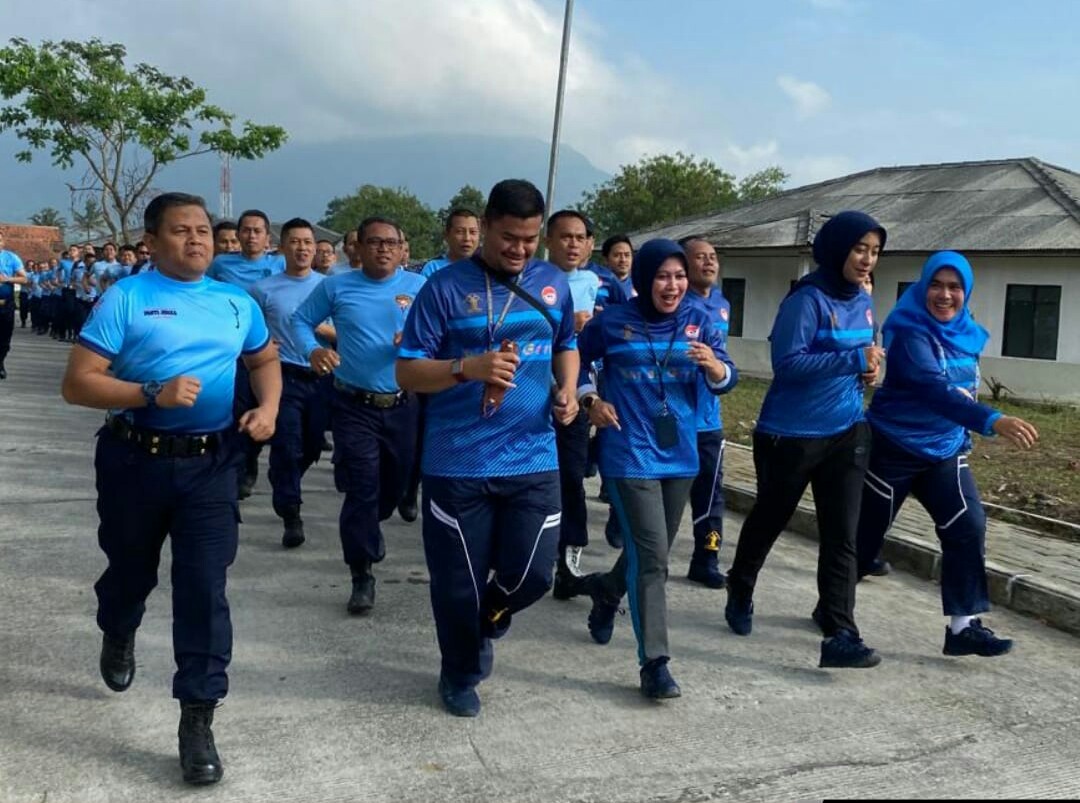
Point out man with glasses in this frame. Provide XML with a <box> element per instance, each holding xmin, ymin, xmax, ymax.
<box><xmin>293</xmin><ymin>216</ymin><xmax>425</xmax><ymax>615</ymax></box>
<box><xmin>132</xmin><ymin>241</ymin><xmax>152</xmax><ymax>274</ymax></box>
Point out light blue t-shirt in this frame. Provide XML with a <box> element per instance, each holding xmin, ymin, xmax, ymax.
<box><xmin>249</xmin><ymin>270</ymin><xmax>325</xmax><ymax>367</ymax></box>
<box><xmin>85</xmin><ymin>263</ymin><xmax>111</xmax><ymax>300</ymax></box>
<box><xmin>208</xmin><ymin>252</ymin><xmax>286</xmax><ymax>291</ymax></box>
<box><xmin>294</xmin><ymin>268</ymin><xmax>426</xmax><ymax>393</ymax></box>
<box><xmin>78</xmin><ymin>270</ymin><xmax>270</xmax><ymax>433</ymax></box>
<box><xmin>107</xmin><ymin>262</ymin><xmax>133</xmax><ymax>281</ymax></box>
<box><xmin>1</xmin><ymin>250</ymin><xmax>25</xmax><ymax>302</ymax></box>
<box><xmin>420</xmin><ymin>256</ymin><xmax>450</xmax><ymax>279</ymax></box>
<box><xmin>564</xmin><ymin>267</ymin><xmax>600</xmax><ymax>313</ymax></box>
<box><xmin>328</xmin><ymin>262</ymin><xmax>354</xmax><ymax>277</ymax></box>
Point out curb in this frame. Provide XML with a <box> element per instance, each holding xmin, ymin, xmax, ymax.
<box><xmin>723</xmin><ymin>484</ymin><xmax>1080</xmax><ymax>638</ymax></box>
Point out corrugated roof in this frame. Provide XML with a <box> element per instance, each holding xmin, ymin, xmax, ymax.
<box><xmin>630</xmin><ymin>158</ymin><xmax>1080</xmax><ymax>252</ymax></box>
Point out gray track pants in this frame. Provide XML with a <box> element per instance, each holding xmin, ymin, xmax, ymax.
<box><xmin>597</xmin><ymin>477</ymin><xmax>694</xmax><ymax>665</ymax></box>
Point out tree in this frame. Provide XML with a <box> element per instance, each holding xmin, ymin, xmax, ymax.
<box><xmin>578</xmin><ymin>151</ymin><xmax>790</xmax><ymax>236</ymax></box>
<box><xmin>0</xmin><ymin>38</ymin><xmax>287</xmax><ymax>243</ymax></box>
<box><xmin>737</xmin><ymin>166</ymin><xmax>790</xmax><ymax>205</ymax></box>
<box><xmin>70</xmin><ymin>197</ymin><xmax>106</xmax><ymax>241</ymax></box>
<box><xmin>319</xmin><ymin>185</ymin><xmax>440</xmax><ymax>261</ymax></box>
<box><xmin>30</xmin><ymin>206</ymin><xmax>67</xmax><ymax>236</ymax></box>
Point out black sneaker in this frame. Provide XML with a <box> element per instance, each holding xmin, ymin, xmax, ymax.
<box><xmin>640</xmin><ymin>657</ymin><xmax>681</xmax><ymax>699</ymax></box>
<box><xmin>282</xmin><ymin>517</ymin><xmax>305</xmax><ymax>549</ymax></box>
<box><xmin>943</xmin><ymin>619</ymin><xmax>1013</xmax><ymax>657</ymax></box>
<box><xmin>820</xmin><ymin>628</ymin><xmax>882</xmax><ymax>669</ymax></box>
<box><xmin>100</xmin><ymin>631</ymin><xmax>136</xmax><ymax>692</ymax></box>
<box><xmin>687</xmin><ymin>560</ymin><xmax>726</xmax><ymax>589</ymax></box>
<box><xmin>584</xmin><ymin>574</ymin><xmax>621</xmax><ymax>645</ymax></box>
<box><xmin>552</xmin><ymin>546</ymin><xmax>585</xmax><ymax>600</ymax></box>
<box><xmin>438</xmin><ymin>675</ymin><xmax>480</xmax><ymax>717</ymax></box>
<box><xmin>865</xmin><ymin>558</ymin><xmax>892</xmax><ymax>577</ymax></box>
<box><xmin>724</xmin><ymin>588</ymin><xmax>754</xmax><ymax>636</ymax></box>
<box><xmin>178</xmin><ymin>700</ymin><xmax>223</xmax><ymax>785</ymax></box>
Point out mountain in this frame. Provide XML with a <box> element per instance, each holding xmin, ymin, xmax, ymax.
<box><xmin>0</xmin><ymin>133</ymin><xmax>611</xmax><ymax>230</ymax></box>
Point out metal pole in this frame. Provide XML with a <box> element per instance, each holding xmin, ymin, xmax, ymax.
<box><xmin>544</xmin><ymin>0</ymin><xmax>575</xmax><ymax>244</ymax></box>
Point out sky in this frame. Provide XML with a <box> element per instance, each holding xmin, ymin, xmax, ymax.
<box><xmin>3</xmin><ymin>0</ymin><xmax>1080</xmax><ymax>193</ymax></box>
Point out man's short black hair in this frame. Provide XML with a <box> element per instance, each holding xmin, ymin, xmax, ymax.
<box><xmin>102</xmin><ymin>241</ymin><xmax>118</xmax><ymax>250</ymax></box>
<box><xmin>144</xmin><ymin>192</ymin><xmax>210</xmax><ymax>235</ymax></box>
<box><xmin>445</xmin><ymin>206</ymin><xmax>480</xmax><ymax>231</ymax></box>
<box><xmin>237</xmin><ymin>209</ymin><xmax>271</xmax><ymax>231</ymax></box>
<box><xmin>119</xmin><ymin>243</ymin><xmax>136</xmax><ymax>254</ymax></box>
<box><xmin>546</xmin><ymin>209</ymin><xmax>593</xmax><ymax>237</ymax></box>
<box><xmin>316</xmin><ymin>238</ymin><xmax>335</xmax><ymax>248</ymax></box>
<box><xmin>601</xmin><ymin>234</ymin><xmax>632</xmax><ymax>257</ymax></box>
<box><xmin>213</xmin><ymin>221</ymin><xmax>238</xmax><ymax>236</ymax></box>
<box><xmin>357</xmin><ymin>216</ymin><xmax>402</xmax><ymax>241</ymax></box>
<box><xmin>280</xmin><ymin>217</ymin><xmax>315</xmax><ymax>241</ymax></box>
<box><xmin>484</xmin><ymin>179</ymin><xmax>545</xmax><ymax>222</ymax></box>
<box><xmin>678</xmin><ymin>235</ymin><xmax>711</xmax><ymax>249</ymax></box>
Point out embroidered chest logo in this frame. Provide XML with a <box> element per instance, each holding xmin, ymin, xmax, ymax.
<box><xmin>866</xmin><ymin>309</ymin><xmax>874</xmax><ymax>326</ymax></box>
<box><xmin>622</xmin><ymin>324</ymin><xmax>635</xmax><ymax>341</ymax></box>
<box><xmin>228</xmin><ymin>299</ymin><xmax>240</xmax><ymax>329</ymax></box>
<box><xmin>720</xmin><ymin>308</ymin><xmax>729</xmax><ymax>321</ymax></box>
<box><xmin>465</xmin><ymin>293</ymin><xmax>482</xmax><ymax>313</ymax></box>
<box><xmin>541</xmin><ymin>285</ymin><xmax>557</xmax><ymax>305</ymax></box>
<box><xmin>684</xmin><ymin>324</ymin><xmax>700</xmax><ymax>340</ymax></box>
<box><xmin>395</xmin><ymin>294</ymin><xmax>413</xmax><ymax>310</ymax></box>
<box><xmin>142</xmin><ymin>308</ymin><xmax>178</xmax><ymax>317</ymax></box>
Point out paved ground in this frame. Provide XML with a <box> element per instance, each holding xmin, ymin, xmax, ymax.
<box><xmin>2</xmin><ymin>326</ymin><xmax>1080</xmax><ymax>802</ymax></box>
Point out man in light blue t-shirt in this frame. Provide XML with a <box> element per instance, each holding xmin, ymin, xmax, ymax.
<box><xmin>250</xmin><ymin>218</ymin><xmax>336</xmax><ymax>549</ymax></box>
<box><xmin>0</xmin><ymin>228</ymin><xmax>28</xmax><ymax>378</ymax></box>
<box><xmin>294</xmin><ymin>215</ymin><xmax>425</xmax><ymax>616</ymax></box>
<box><xmin>62</xmin><ymin>192</ymin><xmax>280</xmax><ymax>786</ymax></box>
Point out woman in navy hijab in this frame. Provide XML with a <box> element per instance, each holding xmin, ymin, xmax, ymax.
<box><xmin>855</xmin><ymin>251</ymin><xmax>1038</xmax><ymax>656</ymax></box>
<box><xmin>725</xmin><ymin>211</ymin><xmax>886</xmax><ymax>669</ymax></box>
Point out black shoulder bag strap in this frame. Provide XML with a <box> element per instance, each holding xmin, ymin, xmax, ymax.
<box><xmin>473</xmin><ymin>257</ymin><xmax>558</xmax><ymax>335</ymax></box>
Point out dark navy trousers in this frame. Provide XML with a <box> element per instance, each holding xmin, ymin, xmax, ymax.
<box><xmin>555</xmin><ymin>410</ymin><xmax>591</xmax><ymax>550</ymax></box>
<box><xmin>422</xmin><ymin>471</ymin><xmax>561</xmax><ymax>687</ymax></box>
<box><xmin>689</xmin><ymin>430</ymin><xmax>725</xmax><ymax>563</ymax></box>
<box><xmin>331</xmin><ymin>388</ymin><xmax>417</xmax><ymax>567</ymax></box>
<box><xmin>857</xmin><ymin>429</ymin><xmax>990</xmax><ymax>615</ymax></box>
<box><xmin>93</xmin><ymin>427</ymin><xmax>240</xmax><ymax>702</ymax></box>
<box><xmin>267</xmin><ymin>369</ymin><xmax>328</xmax><ymax>517</ymax></box>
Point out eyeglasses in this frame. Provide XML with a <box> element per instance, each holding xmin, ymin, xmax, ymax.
<box><xmin>364</xmin><ymin>237</ymin><xmax>401</xmax><ymax>249</ymax></box>
<box><xmin>137</xmin><ymin>250</ymin><xmax>150</xmax><ymax>256</ymax></box>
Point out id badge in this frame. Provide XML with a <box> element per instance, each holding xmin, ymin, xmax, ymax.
<box><xmin>655</xmin><ymin>411</ymin><xmax>678</xmax><ymax>449</ymax></box>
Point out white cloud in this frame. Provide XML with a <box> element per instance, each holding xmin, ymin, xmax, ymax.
<box><xmin>777</xmin><ymin>75</ymin><xmax>832</xmax><ymax>119</ymax></box>
<box><xmin>790</xmin><ymin>155</ymin><xmax>857</xmax><ymax>185</ymax></box>
<box><xmin>3</xmin><ymin>0</ymin><xmax>683</xmax><ymax>174</ymax></box>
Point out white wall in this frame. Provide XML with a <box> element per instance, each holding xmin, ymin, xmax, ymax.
<box><xmin>719</xmin><ymin>252</ymin><xmax>1080</xmax><ymax>401</ymax></box>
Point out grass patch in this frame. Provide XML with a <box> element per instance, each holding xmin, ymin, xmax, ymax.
<box><xmin>720</xmin><ymin>377</ymin><xmax>1080</xmax><ymax>532</ymax></box>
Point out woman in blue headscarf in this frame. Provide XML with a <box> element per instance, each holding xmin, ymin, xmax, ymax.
<box><xmin>577</xmin><ymin>238</ymin><xmax>737</xmax><ymax>699</ymax></box>
<box><xmin>725</xmin><ymin>210</ymin><xmax>886</xmax><ymax>670</ymax></box>
<box><xmin>855</xmin><ymin>251</ymin><xmax>1037</xmax><ymax>657</ymax></box>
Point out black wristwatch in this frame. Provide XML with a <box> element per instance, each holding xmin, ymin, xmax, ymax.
<box><xmin>141</xmin><ymin>380</ymin><xmax>163</xmax><ymax>408</ymax></box>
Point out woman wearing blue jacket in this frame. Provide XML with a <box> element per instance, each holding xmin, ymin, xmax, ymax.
<box><xmin>856</xmin><ymin>251</ymin><xmax>1037</xmax><ymax>656</ymax></box>
<box><xmin>725</xmin><ymin>211</ymin><xmax>885</xmax><ymax>669</ymax></box>
<box><xmin>577</xmin><ymin>239</ymin><xmax>738</xmax><ymax>699</ymax></box>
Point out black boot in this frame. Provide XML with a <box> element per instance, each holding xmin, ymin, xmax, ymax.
<box><xmin>347</xmin><ymin>561</ymin><xmax>376</xmax><ymax>615</ymax></box>
<box><xmin>397</xmin><ymin>494</ymin><xmax>418</xmax><ymax>523</ymax></box>
<box><xmin>178</xmin><ymin>701</ymin><xmax>223</xmax><ymax>785</ymax></box>
<box><xmin>99</xmin><ymin>631</ymin><xmax>136</xmax><ymax>692</ymax></box>
<box><xmin>281</xmin><ymin>506</ymin><xmax>305</xmax><ymax>549</ymax></box>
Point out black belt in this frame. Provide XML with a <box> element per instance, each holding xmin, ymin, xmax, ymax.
<box><xmin>106</xmin><ymin>416</ymin><xmax>223</xmax><ymax>458</ymax></box>
<box><xmin>281</xmin><ymin>362</ymin><xmax>321</xmax><ymax>381</ymax></box>
<box><xmin>333</xmin><ymin>379</ymin><xmax>408</xmax><ymax>409</ymax></box>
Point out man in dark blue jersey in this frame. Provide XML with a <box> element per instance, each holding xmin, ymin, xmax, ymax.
<box><xmin>397</xmin><ymin>179</ymin><xmax>580</xmax><ymax>717</ymax></box>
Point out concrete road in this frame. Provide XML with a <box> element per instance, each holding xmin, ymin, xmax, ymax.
<box><xmin>1</xmin><ymin>327</ymin><xmax>1079</xmax><ymax>802</ymax></box>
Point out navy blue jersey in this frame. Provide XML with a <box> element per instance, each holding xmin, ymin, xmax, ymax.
<box><xmin>685</xmin><ymin>289</ymin><xmax>732</xmax><ymax>433</ymax></box>
<box><xmin>583</xmin><ymin>262</ymin><xmax>629</xmax><ymax>310</ymax></box>
<box><xmin>78</xmin><ymin>270</ymin><xmax>270</xmax><ymax>433</ymax></box>
<box><xmin>868</xmin><ymin>328</ymin><xmax>1000</xmax><ymax>461</ymax></box>
<box><xmin>578</xmin><ymin>301</ymin><xmax>737</xmax><ymax>479</ymax></box>
<box><xmin>756</xmin><ymin>284</ymin><xmax>873</xmax><ymax>438</ymax></box>
<box><xmin>398</xmin><ymin>256</ymin><xmax>576</xmax><ymax>478</ymax></box>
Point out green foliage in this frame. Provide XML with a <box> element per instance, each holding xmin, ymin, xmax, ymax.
<box><xmin>578</xmin><ymin>151</ymin><xmax>789</xmax><ymax>236</ymax></box>
<box><xmin>438</xmin><ymin>184</ymin><xmax>486</xmax><ymax>222</ymax></box>
<box><xmin>319</xmin><ymin>185</ymin><xmax>440</xmax><ymax>261</ymax></box>
<box><xmin>0</xmin><ymin>37</ymin><xmax>287</xmax><ymax>242</ymax></box>
<box><xmin>29</xmin><ymin>206</ymin><xmax>66</xmax><ymax>234</ymax></box>
<box><xmin>70</xmin><ymin>197</ymin><xmax>105</xmax><ymax>240</ymax></box>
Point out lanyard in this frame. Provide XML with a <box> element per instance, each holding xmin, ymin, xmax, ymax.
<box><xmin>642</xmin><ymin>321</ymin><xmax>679</xmax><ymax>412</ymax></box>
<box><xmin>485</xmin><ymin>272</ymin><xmax>516</xmax><ymax>347</ymax></box>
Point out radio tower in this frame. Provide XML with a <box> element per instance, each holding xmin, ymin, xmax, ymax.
<box><xmin>219</xmin><ymin>153</ymin><xmax>233</xmax><ymax>220</ymax></box>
